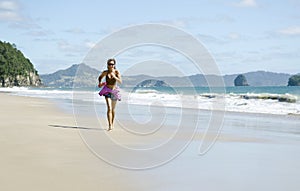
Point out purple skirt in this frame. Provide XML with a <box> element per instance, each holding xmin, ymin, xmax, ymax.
<box><xmin>99</xmin><ymin>85</ymin><xmax>121</xmax><ymax>101</ymax></box>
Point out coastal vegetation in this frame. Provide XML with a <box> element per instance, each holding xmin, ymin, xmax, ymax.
<box><xmin>0</xmin><ymin>40</ymin><xmax>41</xmax><ymax>87</ymax></box>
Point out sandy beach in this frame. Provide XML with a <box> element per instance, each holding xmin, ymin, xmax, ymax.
<box><xmin>0</xmin><ymin>93</ymin><xmax>136</xmax><ymax>191</ymax></box>
<box><xmin>1</xmin><ymin>92</ymin><xmax>300</xmax><ymax>191</ymax></box>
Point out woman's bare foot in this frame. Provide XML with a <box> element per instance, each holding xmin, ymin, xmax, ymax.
<box><xmin>108</xmin><ymin>125</ymin><xmax>113</xmax><ymax>131</ymax></box>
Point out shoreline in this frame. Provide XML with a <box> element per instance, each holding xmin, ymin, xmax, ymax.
<box><xmin>1</xmin><ymin>86</ymin><xmax>299</xmax><ymax>117</ymax></box>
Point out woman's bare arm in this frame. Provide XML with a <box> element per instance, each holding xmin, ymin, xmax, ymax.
<box><xmin>113</xmin><ymin>70</ymin><xmax>122</xmax><ymax>84</ymax></box>
<box><xmin>98</xmin><ymin>71</ymin><xmax>107</xmax><ymax>87</ymax></box>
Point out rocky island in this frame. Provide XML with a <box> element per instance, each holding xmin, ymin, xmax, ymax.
<box><xmin>135</xmin><ymin>79</ymin><xmax>170</xmax><ymax>88</ymax></box>
<box><xmin>234</xmin><ymin>74</ymin><xmax>249</xmax><ymax>86</ymax></box>
<box><xmin>288</xmin><ymin>74</ymin><xmax>300</xmax><ymax>86</ymax></box>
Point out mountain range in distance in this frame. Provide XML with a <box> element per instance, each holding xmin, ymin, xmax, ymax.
<box><xmin>40</xmin><ymin>63</ymin><xmax>294</xmax><ymax>87</ymax></box>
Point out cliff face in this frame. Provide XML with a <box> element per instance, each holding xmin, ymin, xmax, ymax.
<box><xmin>0</xmin><ymin>41</ymin><xmax>41</xmax><ymax>87</ymax></box>
<box><xmin>1</xmin><ymin>72</ymin><xmax>41</xmax><ymax>87</ymax></box>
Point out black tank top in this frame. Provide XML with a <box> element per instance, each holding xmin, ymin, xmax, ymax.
<box><xmin>106</xmin><ymin>74</ymin><xmax>116</xmax><ymax>85</ymax></box>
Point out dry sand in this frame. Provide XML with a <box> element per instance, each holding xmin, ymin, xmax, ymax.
<box><xmin>0</xmin><ymin>93</ymin><xmax>137</xmax><ymax>191</ymax></box>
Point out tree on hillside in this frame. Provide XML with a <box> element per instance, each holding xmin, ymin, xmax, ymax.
<box><xmin>0</xmin><ymin>40</ymin><xmax>41</xmax><ymax>87</ymax></box>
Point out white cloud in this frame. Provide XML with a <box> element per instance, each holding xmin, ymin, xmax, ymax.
<box><xmin>57</xmin><ymin>40</ymin><xmax>82</xmax><ymax>53</ymax></box>
<box><xmin>165</xmin><ymin>19</ymin><xmax>189</xmax><ymax>28</ymax></box>
<box><xmin>57</xmin><ymin>39</ymin><xmax>94</xmax><ymax>54</ymax></box>
<box><xmin>85</xmin><ymin>41</ymin><xmax>96</xmax><ymax>49</ymax></box>
<box><xmin>198</xmin><ymin>34</ymin><xmax>227</xmax><ymax>45</ymax></box>
<box><xmin>24</xmin><ymin>30</ymin><xmax>53</xmax><ymax>37</ymax></box>
<box><xmin>278</xmin><ymin>26</ymin><xmax>300</xmax><ymax>35</ymax></box>
<box><xmin>234</xmin><ymin>0</ymin><xmax>257</xmax><ymax>7</ymax></box>
<box><xmin>152</xmin><ymin>18</ymin><xmax>190</xmax><ymax>28</ymax></box>
<box><xmin>227</xmin><ymin>32</ymin><xmax>240</xmax><ymax>40</ymax></box>
<box><xmin>0</xmin><ymin>0</ymin><xmax>22</xmax><ymax>21</ymax></box>
<box><xmin>0</xmin><ymin>10</ymin><xmax>20</xmax><ymax>21</ymax></box>
<box><xmin>157</xmin><ymin>16</ymin><xmax>235</xmax><ymax>28</ymax></box>
<box><xmin>0</xmin><ymin>0</ymin><xmax>18</xmax><ymax>10</ymax></box>
<box><xmin>0</xmin><ymin>0</ymin><xmax>42</xmax><ymax>32</ymax></box>
<box><xmin>64</xmin><ymin>28</ymin><xmax>86</xmax><ymax>34</ymax></box>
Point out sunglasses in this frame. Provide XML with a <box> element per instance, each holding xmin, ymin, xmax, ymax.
<box><xmin>108</xmin><ymin>63</ymin><xmax>115</xmax><ymax>66</ymax></box>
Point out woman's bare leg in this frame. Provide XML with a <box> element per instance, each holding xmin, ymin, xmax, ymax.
<box><xmin>111</xmin><ymin>100</ymin><xmax>117</xmax><ymax>128</ymax></box>
<box><xmin>105</xmin><ymin>97</ymin><xmax>113</xmax><ymax>130</ymax></box>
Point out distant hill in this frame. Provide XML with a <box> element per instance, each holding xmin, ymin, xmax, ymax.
<box><xmin>0</xmin><ymin>41</ymin><xmax>41</xmax><ymax>87</ymax></box>
<box><xmin>241</xmin><ymin>71</ymin><xmax>290</xmax><ymax>86</ymax></box>
<box><xmin>40</xmin><ymin>63</ymin><xmax>99</xmax><ymax>87</ymax></box>
<box><xmin>224</xmin><ymin>71</ymin><xmax>291</xmax><ymax>86</ymax></box>
<box><xmin>124</xmin><ymin>72</ymin><xmax>291</xmax><ymax>87</ymax></box>
<box><xmin>40</xmin><ymin>63</ymin><xmax>293</xmax><ymax>87</ymax></box>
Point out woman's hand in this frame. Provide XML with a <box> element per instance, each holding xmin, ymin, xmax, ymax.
<box><xmin>110</xmin><ymin>69</ymin><xmax>122</xmax><ymax>84</ymax></box>
<box><xmin>98</xmin><ymin>82</ymin><xmax>106</xmax><ymax>88</ymax></box>
<box><xmin>110</xmin><ymin>69</ymin><xmax>117</xmax><ymax>79</ymax></box>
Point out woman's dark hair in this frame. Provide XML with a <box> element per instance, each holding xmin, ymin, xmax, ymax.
<box><xmin>107</xmin><ymin>58</ymin><xmax>116</xmax><ymax>65</ymax></box>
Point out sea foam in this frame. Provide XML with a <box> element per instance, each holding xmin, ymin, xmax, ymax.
<box><xmin>1</xmin><ymin>87</ymin><xmax>299</xmax><ymax>116</ymax></box>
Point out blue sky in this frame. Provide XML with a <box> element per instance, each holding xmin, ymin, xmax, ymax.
<box><xmin>0</xmin><ymin>0</ymin><xmax>299</xmax><ymax>75</ymax></box>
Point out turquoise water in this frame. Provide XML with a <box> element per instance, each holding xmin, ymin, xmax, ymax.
<box><xmin>123</xmin><ymin>86</ymin><xmax>300</xmax><ymax>95</ymax></box>
<box><xmin>24</xmin><ymin>85</ymin><xmax>300</xmax><ymax>95</ymax></box>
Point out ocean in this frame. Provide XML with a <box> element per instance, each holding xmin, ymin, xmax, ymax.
<box><xmin>1</xmin><ymin>86</ymin><xmax>299</xmax><ymax>116</ymax></box>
